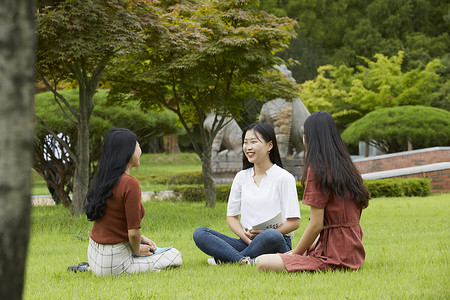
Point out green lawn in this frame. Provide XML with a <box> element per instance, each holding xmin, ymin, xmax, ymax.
<box><xmin>31</xmin><ymin>153</ymin><xmax>202</xmax><ymax>195</ymax></box>
<box><xmin>24</xmin><ymin>194</ymin><xmax>449</xmax><ymax>299</ymax></box>
<box><xmin>131</xmin><ymin>152</ymin><xmax>202</xmax><ymax>176</ymax></box>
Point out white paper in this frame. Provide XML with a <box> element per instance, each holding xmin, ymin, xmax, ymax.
<box><xmin>246</xmin><ymin>211</ymin><xmax>282</xmax><ymax>231</ymax></box>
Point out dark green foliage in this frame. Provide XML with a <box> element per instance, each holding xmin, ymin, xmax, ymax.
<box><xmin>108</xmin><ymin>0</ymin><xmax>300</xmax><ymax>207</ymax></box>
<box><xmin>34</xmin><ymin>89</ymin><xmax>180</xmax><ymax>205</ymax></box>
<box><xmin>108</xmin><ymin>0</ymin><xmax>299</xmax><ymax>117</ymax></box>
<box><xmin>296</xmin><ymin>181</ymin><xmax>304</xmax><ymax>200</ymax></box>
<box><xmin>259</xmin><ymin>0</ymin><xmax>450</xmax><ymax>83</ymax></box>
<box><xmin>36</xmin><ymin>0</ymin><xmax>157</xmax><ymax>80</ymax></box>
<box><xmin>215</xmin><ymin>184</ymin><xmax>234</xmax><ymax>203</ymax></box>
<box><xmin>36</xmin><ymin>0</ymin><xmax>162</xmax><ymax>214</ymax></box>
<box><xmin>342</xmin><ymin>105</ymin><xmax>450</xmax><ymax>153</ymax></box>
<box><xmin>171</xmin><ymin>177</ymin><xmax>430</xmax><ymax>202</ymax></box>
<box><xmin>173</xmin><ymin>184</ymin><xmax>232</xmax><ymax>203</ymax></box>
<box><xmin>35</xmin><ymin>90</ymin><xmax>179</xmax><ymax>148</ymax></box>
<box><xmin>277</xmin><ymin>35</ymin><xmax>330</xmax><ymax>83</ymax></box>
<box><xmin>137</xmin><ymin>172</ymin><xmax>203</xmax><ymax>186</ymax></box>
<box><xmin>364</xmin><ymin>178</ymin><xmax>431</xmax><ymax>198</ymax></box>
<box><xmin>172</xmin><ymin>186</ymin><xmax>205</xmax><ymax>203</ymax></box>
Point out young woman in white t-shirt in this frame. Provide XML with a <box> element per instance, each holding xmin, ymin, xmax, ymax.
<box><xmin>193</xmin><ymin>122</ymin><xmax>301</xmax><ymax>265</ymax></box>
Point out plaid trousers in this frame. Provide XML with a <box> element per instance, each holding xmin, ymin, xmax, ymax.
<box><xmin>88</xmin><ymin>238</ymin><xmax>182</xmax><ymax>276</ymax></box>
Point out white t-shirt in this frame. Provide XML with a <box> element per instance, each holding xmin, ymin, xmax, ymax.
<box><xmin>227</xmin><ymin>164</ymin><xmax>301</xmax><ymax>237</ymax></box>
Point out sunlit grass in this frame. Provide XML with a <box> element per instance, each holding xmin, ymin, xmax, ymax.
<box><xmin>24</xmin><ymin>194</ymin><xmax>449</xmax><ymax>299</ymax></box>
<box><xmin>31</xmin><ymin>152</ymin><xmax>202</xmax><ymax>195</ymax></box>
<box><xmin>130</xmin><ymin>152</ymin><xmax>201</xmax><ymax>176</ymax></box>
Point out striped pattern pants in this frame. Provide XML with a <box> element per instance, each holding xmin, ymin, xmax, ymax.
<box><xmin>88</xmin><ymin>238</ymin><xmax>182</xmax><ymax>276</ymax></box>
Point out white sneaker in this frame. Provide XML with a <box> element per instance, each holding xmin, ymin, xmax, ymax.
<box><xmin>207</xmin><ymin>257</ymin><xmax>222</xmax><ymax>265</ymax></box>
<box><xmin>246</xmin><ymin>257</ymin><xmax>257</xmax><ymax>266</ymax></box>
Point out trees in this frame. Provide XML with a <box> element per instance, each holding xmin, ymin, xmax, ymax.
<box><xmin>0</xmin><ymin>1</ymin><xmax>35</xmax><ymax>298</ymax></box>
<box><xmin>258</xmin><ymin>0</ymin><xmax>450</xmax><ymax>83</ymax></box>
<box><xmin>34</xmin><ymin>89</ymin><xmax>180</xmax><ymax>206</ymax></box>
<box><xmin>36</xmin><ymin>0</ymin><xmax>159</xmax><ymax>214</ymax></box>
<box><xmin>258</xmin><ymin>0</ymin><xmax>449</xmax><ymax>153</ymax></box>
<box><xmin>109</xmin><ymin>0</ymin><xmax>298</xmax><ymax>207</ymax></box>
<box><xmin>299</xmin><ymin>51</ymin><xmax>445</xmax><ymax>130</ymax></box>
<box><xmin>341</xmin><ymin>106</ymin><xmax>450</xmax><ymax>153</ymax></box>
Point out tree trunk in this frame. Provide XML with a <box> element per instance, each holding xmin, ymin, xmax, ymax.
<box><xmin>0</xmin><ymin>0</ymin><xmax>35</xmax><ymax>298</ymax></box>
<box><xmin>173</xmin><ymin>110</ymin><xmax>218</xmax><ymax>208</ymax></box>
<box><xmin>71</xmin><ymin>87</ymin><xmax>92</xmax><ymax>215</ymax></box>
<box><xmin>202</xmin><ymin>143</ymin><xmax>216</xmax><ymax>208</ymax></box>
<box><xmin>164</xmin><ymin>134</ymin><xmax>180</xmax><ymax>154</ymax></box>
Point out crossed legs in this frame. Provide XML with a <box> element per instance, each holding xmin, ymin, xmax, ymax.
<box><xmin>193</xmin><ymin>227</ymin><xmax>291</xmax><ymax>263</ymax></box>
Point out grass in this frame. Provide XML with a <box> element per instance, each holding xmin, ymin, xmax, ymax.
<box><xmin>131</xmin><ymin>152</ymin><xmax>201</xmax><ymax>175</ymax></box>
<box><xmin>31</xmin><ymin>153</ymin><xmax>202</xmax><ymax>195</ymax></box>
<box><xmin>24</xmin><ymin>194</ymin><xmax>449</xmax><ymax>299</ymax></box>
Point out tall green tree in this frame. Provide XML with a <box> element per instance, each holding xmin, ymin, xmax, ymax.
<box><xmin>259</xmin><ymin>0</ymin><xmax>450</xmax><ymax>82</ymax></box>
<box><xmin>109</xmin><ymin>0</ymin><xmax>299</xmax><ymax>207</ymax></box>
<box><xmin>34</xmin><ymin>89</ymin><xmax>180</xmax><ymax>206</ymax></box>
<box><xmin>36</xmin><ymin>0</ymin><xmax>159</xmax><ymax>215</ymax></box>
<box><xmin>0</xmin><ymin>1</ymin><xmax>35</xmax><ymax>298</ymax></box>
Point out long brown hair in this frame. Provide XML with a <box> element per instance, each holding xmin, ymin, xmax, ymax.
<box><xmin>302</xmin><ymin>112</ymin><xmax>369</xmax><ymax>208</ymax></box>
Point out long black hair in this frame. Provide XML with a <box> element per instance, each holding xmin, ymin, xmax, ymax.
<box><xmin>242</xmin><ymin>122</ymin><xmax>283</xmax><ymax>170</ymax></box>
<box><xmin>302</xmin><ymin>112</ymin><xmax>369</xmax><ymax>208</ymax></box>
<box><xmin>84</xmin><ymin>128</ymin><xmax>138</xmax><ymax>221</ymax></box>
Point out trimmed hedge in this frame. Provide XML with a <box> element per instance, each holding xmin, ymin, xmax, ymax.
<box><xmin>172</xmin><ymin>184</ymin><xmax>231</xmax><ymax>203</ymax></box>
<box><xmin>171</xmin><ymin>177</ymin><xmax>431</xmax><ymax>202</ymax></box>
<box><xmin>364</xmin><ymin>177</ymin><xmax>431</xmax><ymax>198</ymax></box>
<box><xmin>137</xmin><ymin>172</ymin><xmax>203</xmax><ymax>186</ymax></box>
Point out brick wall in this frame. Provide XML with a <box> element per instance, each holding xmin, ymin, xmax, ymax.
<box><xmin>395</xmin><ymin>168</ymin><xmax>449</xmax><ymax>194</ymax></box>
<box><xmin>354</xmin><ymin>147</ymin><xmax>450</xmax><ymax>173</ymax></box>
<box><xmin>357</xmin><ymin>147</ymin><xmax>450</xmax><ymax>194</ymax></box>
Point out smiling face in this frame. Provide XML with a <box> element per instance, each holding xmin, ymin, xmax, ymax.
<box><xmin>243</xmin><ymin>129</ymin><xmax>273</xmax><ymax>165</ymax></box>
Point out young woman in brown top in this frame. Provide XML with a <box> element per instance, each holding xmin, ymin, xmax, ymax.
<box><xmin>84</xmin><ymin>128</ymin><xmax>182</xmax><ymax>276</ymax></box>
<box><xmin>257</xmin><ymin>112</ymin><xmax>369</xmax><ymax>272</ymax></box>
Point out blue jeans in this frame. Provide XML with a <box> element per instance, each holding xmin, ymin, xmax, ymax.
<box><xmin>193</xmin><ymin>227</ymin><xmax>292</xmax><ymax>263</ymax></box>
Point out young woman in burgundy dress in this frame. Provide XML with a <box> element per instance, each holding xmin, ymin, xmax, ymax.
<box><xmin>256</xmin><ymin>112</ymin><xmax>369</xmax><ymax>272</ymax></box>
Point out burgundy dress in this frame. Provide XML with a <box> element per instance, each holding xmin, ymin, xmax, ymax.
<box><xmin>280</xmin><ymin>169</ymin><xmax>365</xmax><ymax>271</ymax></box>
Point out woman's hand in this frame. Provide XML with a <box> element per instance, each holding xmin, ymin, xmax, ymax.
<box><xmin>244</xmin><ymin>229</ymin><xmax>263</xmax><ymax>240</ymax></box>
<box><xmin>140</xmin><ymin>235</ymin><xmax>157</xmax><ymax>252</ymax></box>
<box><xmin>227</xmin><ymin>216</ymin><xmax>252</xmax><ymax>245</ymax></box>
<box><xmin>137</xmin><ymin>244</ymin><xmax>153</xmax><ymax>257</ymax></box>
<box><xmin>129</xmin><ymin>229</ymin><xmax>157</xmax><ymax>256</ymax></box>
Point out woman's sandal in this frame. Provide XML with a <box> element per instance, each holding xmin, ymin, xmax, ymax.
<box><xmin>67</xmin><ymin>262</ymin><xmax>90</xmax><ymax>273</ymax></box>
